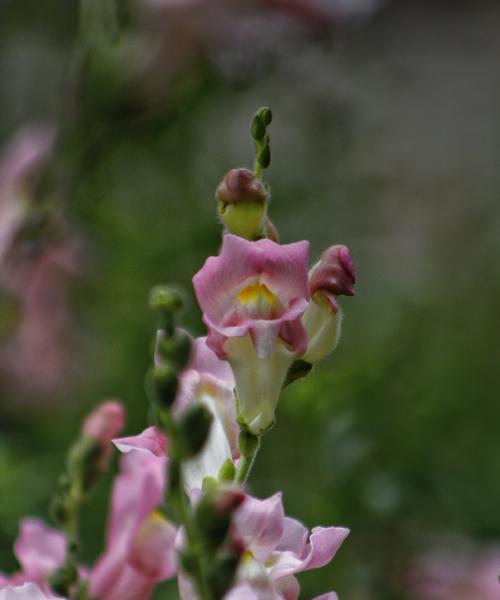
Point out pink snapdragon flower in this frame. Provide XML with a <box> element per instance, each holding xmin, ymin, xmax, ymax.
<box><xmin>193</xmin><ymin>234</ymin><xmax>310</xmax><ymax>434</ymax></box>
<box><xmin>1</xmin><ymin>453</ymin><xmax>175</xmax><ymax>600</ymax></box>
<box><xmin>115</xmin><ymin>336</ymin><xmax>239</xmax><ymax>490</ymax></box>
<box><xmin>89</xmin><ymin>450</ymin><xmax>176</xmax><ymax>600</ymax></box>
<box><xmin>0</xmin><ymin>126</ymin><xmax>54</xmax><ymax>267</ymax></box>
<box><xmin>405</xmin><ymin>542</ymin><xmax>500</xmax><ymax>600</ymax></box>
<box><xmin>0</xmin><ymin>519</ymin><xmax>66</xmax><ymax>597</ymax></box>
<box><xmin>179</xmin><ymin>492</ymin><xmax>348</xmax><ymax>599</ymax></box>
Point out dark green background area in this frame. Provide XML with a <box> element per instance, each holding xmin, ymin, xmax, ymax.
<box><xmin>1</xmin><ymin>1</ymin><xmax>500</xmax><ymax>598</ymax></box>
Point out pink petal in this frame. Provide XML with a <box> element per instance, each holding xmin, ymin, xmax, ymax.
<box><xmin>276</xmin><ymin>518</ymin><xmax>308</xmax><ymax>556</ymax></box>
<box><xmin>113</xmin><ymin>426</ymin><xmax>167</xmax><ymax>458</ymax></box>
<box><xmin>270</xmin><ymin>527</ymin><xmax>349</xmax><ymax>580</ymax></box>
<box><xmin>234</xmin><ymin>493</ymin><xmax>285</xmax><ymax>563</ymax></box>
<box><xmin>312</xmin><ymin>594</ymin><xmax>338</xmax><ymax>600</ymax></box>
<box><xmin>91</xmin><ymin>451</ymin><xmax>167</xmax><ymax>598</ymax></box>
<box><xmin>13</xmin><ymin>520</ymin><xmax>66</xmax><ymax>581</ymax></box>
<box><xmin>224</xmin><ymin>583</ymin><xmax>261</xmax><ymax>600</ymax></box>
<box><xmin>274</xmin><ymin>574</ymin><xmax>300</xmax><ymax>600</ymax></box>
<box><xmin>82</xmin><ymin>400</ymin><xmax>125</xmax><ymax>445</ymax></box>
<box><xmin>190</xmin><ymin>337</ymin><xmax>234</xmax><ymax>386</ymax></box>
<box><xmin>128</xmin><ymin>514</ymin><xmax>177</xmax><ymax>580</ymax></box>
<box><xmin>0</xmin><ymin>583</ymin><xmax>59</xmax><ymax>600</ymax></box>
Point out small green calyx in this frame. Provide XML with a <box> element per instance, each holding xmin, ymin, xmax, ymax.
<box><xmin>238</xmin><ymin>430</ymin><xmax>260</xmax><ymax>458</ymax></box>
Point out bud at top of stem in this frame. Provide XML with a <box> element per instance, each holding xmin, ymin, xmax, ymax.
<box><xmin>149</xmin><ymin>285</ymin><xmax>186</xmax><ymax>319</ymax></box>
<box><xmin>216</xmin><ymin>168</ymin><xmax>268</xmax><ymax>207</ymax></box>
<box><xmin>216</xmin><ymin>169</ymin><xmax>269</xmax><ymax>240</ymax></box>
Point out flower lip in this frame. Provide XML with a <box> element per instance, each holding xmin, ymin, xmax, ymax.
<box><xmin>193</xmin><ymin>234</ymin><xmax>310</xmax><ymax>358</ymax></box>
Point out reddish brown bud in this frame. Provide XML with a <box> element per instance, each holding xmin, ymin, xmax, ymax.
<box><xmin>310</xmin><ymin>245</ymin><xmax>356</xmax><ymax>312</ymax></box>
<box><xmin>216</xmin><ymin>168</ymin><xmax>267</xmax><ymax>206</ymax></box>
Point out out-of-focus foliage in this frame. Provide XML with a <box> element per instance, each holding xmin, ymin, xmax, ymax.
<box><xmin>1</xmin><ymin>1</ymin><xmax>500</xmax><ymax>599</ymax></box>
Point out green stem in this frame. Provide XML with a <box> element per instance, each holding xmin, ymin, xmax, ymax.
<box><xmin>235</xmin><ymin>434</ymin><xmax>261</xmax><ymax>484</ymax></box>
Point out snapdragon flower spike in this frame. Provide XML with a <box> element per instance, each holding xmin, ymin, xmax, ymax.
<box><xmin>89</xmin><ymin>450</ymin><xmax>176</xmax><ymax>600</ymax></box>
<box><xmin>193</xmin><ymin>234</ymin><xmax>310</xmax><ymax>434</ymax></box>
<box><xmin>302</xmin><ymin>245</ymin><xmax>356</xmax><ymax>365</ymax></box>
<box><xmin>116</xmin><ymin>337</ymin><xmax>239</xmax><ymax>491</ymax></box>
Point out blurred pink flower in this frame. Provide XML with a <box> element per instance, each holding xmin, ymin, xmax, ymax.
<box><xmin>179</xmin><ymin>491</ymin><xmax>348</xmax><ymax>599</ymax></box>
<box><xmin>193</xmin><ymin>234</ymin><xmax>310</xmax><ymax>433</ymax></box>
<box><xmin>89</xmin><ymin>450</ymin><xmax>176</xmax><ymax>600</ymax></box>
<box><xmin>1</xmin><ymin>449</ymin><xmax>175</xmax><ymax>600</ymax></box>
<box><xmin>0</xmin><ymin>583</ymin><xmax>64</xmax><ymax>600</ymax></box>
<box><xmin>0</xmin><ymin>519</ymin><xmax>66</xmax><ymax>598</ymax></box>
<box><xmin>0</xmin><ymin>239</ymin><xmax>80</xmax><ymax>398</ymax></box>
<box><xmin>405</xmin><ymin>541</ymin><xmax>500</xmax><ymax>600</ymax></box>
<box><xmin>0</xmin><ymin>126</ymin><xmax>54</xmax><ymax>268</ymax></box>
<box><xmin>115</xmin><ymin>336</ymin><xmax>239</xmax><ymax>490</ymax></box>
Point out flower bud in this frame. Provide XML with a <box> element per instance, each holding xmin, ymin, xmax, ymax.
<box><xmin>216</xmin><ymin>168</ymin><xmax>268</xmax><ymax>240</ymax></box>
<box><xmin>50</xmin><ymin>563</ymin><xmax>78</xmax><ymax>597</ymax></box>
<box><xmin>309</xmin><ymin>245</ymin><xmax>356</xmax><ymax>313</ymax></box>
<box><xmin>193</xmin><ymin>488</ymin><xmax>245</xmax><ymax>551</ymax></box>
<box><xmin>302</xmin><ymin>245</ymin><xmax>356</xmax><ymax>365</ymax></box>
<box><xmin>156</xmin><ymin>330</ymin><xmax>192</xmax><ymax>372</ymax></box>
<box><xmin>149</xmin><ymin>364</ymin><xmax>178</xmax><ymax>410</ymax></box>
<box><xmin>176</xmin><ymin>404</ymin><xmax>213</xmax><ymax>459</ymax></box>
<box><xmin>82</xmin><ymin>400</ymin><xmax>125</xmax><ymax>445</ymax></box>
<box><xmin>149</xmin><ymin>285</ymin><xmax>186</xmax><ymax>333</ymax></box>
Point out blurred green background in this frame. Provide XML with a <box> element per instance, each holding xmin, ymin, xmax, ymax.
<box><xmin>1</xmin><ymin>1</ymin><xmax>500</xmax><ymax>598</ymax></box>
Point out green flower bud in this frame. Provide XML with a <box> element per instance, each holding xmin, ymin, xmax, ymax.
<box><xmin>148</xmin><ymin>364</ymin><xmax>178</xmax><ymax>410</ymax></box>
<box><xmin>149</xmin><ymin>285</ymin><xmax>186</xmax><ymax>332</ymax></box>
<box><xmin>67</xmin><ymin>436</ymin><xmax>103</xmax><ymax>495</ymax></box>
<box><xmin>257</xmin><ymin>106</ymin><xmax>272</xmax><ymax>126</ymax></box>
<box><xmin>176</xmin><ymin>404</ymin><xmax>213</xmax><ymax>459</ymax></box>
<box><xmin>50</xmin><ymin>563</ymin><xmax>78</xmax><ymax>597</ymax></box>
<box><xmin>157</xmin><ymin>331</ymin><xmax>192</xmax><ymax>372</ymax></box>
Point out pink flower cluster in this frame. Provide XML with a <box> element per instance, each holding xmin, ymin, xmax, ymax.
<box><xmin>1</xmin><ymin>198</ymin><xmax>355</xmax><ymax>599</ymax></box>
